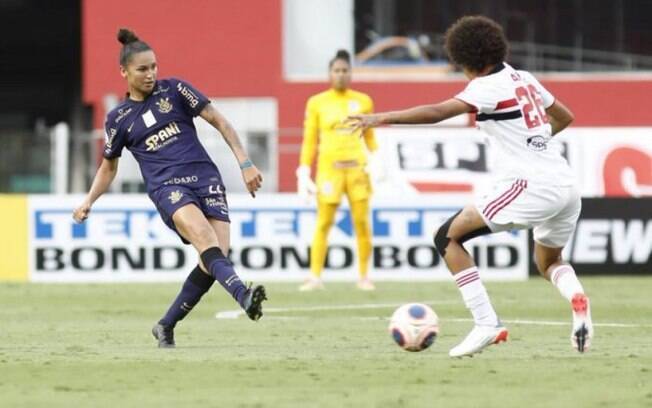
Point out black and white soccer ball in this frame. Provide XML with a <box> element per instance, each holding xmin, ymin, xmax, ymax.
<box><xmin>389</xmin><ymin>303</ymin><xmax>439</xmax><ymax>352</ymax></box>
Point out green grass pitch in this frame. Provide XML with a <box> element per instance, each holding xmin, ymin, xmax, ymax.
<box><xmin>1</xmin><ymin>277</ymin><xmax>651</xmax><ymax>407</ymax></box>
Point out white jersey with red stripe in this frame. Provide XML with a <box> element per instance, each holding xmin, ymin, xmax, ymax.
<box><xmin>455</xmin><ymin>62</ymin><xmax>575</xmax><ymax>186</ymax></box>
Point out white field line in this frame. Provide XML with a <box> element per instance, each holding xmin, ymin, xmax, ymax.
<box><xmin>215</xmin><ymin>300</ymin><xmax>455</xmax><ymax>319</ymax></box>
<box><xmin>215</xmin><ymin>300</ymin><xmax>652</xmax><ymax>328</ymax></box>
<box><xmin>215</xmin><ymin>301</ymin><xmax>651</xmax><ymax>328</ymax></box>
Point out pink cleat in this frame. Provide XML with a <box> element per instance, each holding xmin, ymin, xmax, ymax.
<box><xmin>571</xmin><ymin>293</ymin><xmax>594</xmax><ymax>353</ymax></box>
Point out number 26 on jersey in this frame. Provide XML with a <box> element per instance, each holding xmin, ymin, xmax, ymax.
<box><xmin>515</xmin><ymin>85</ymin><xmax>549</xmax><ymax>129</ymax></box>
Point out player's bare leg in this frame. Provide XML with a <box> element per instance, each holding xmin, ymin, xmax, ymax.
<box><xmin>153</xmin><ymin>204</ymin><xmax>221</xmax><ymax>348</ymax></box>
<box><xmin>435</xmin><ymin>205</ymin><xmax>507</xmax><ymax>357</ymax></box>
<box><xmin>207</xmin><ymin>217</ymin><xmax>231</xmax><ymax>257</ymax></box>
<box><xmin>153</xmin><ymin>205</ymin><xmax>267</xmax><ymax>347</ymax></box>
<box><xmin>173</xmin><ymin>206</ymin><xmax>266</xmax><ymax>321</ymax></box>
<box><xmin>535</xmin><ymin>242</ymin><xmax>593</xmax><ymax>352</ymax></box>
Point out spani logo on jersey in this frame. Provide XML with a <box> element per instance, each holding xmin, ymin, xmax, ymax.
<box><xmin>145</xmin><ymin>122</ymin><xmax>182</xmax><ymax>151</ymax></box>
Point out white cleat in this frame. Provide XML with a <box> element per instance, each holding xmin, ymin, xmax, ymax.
<box><xmin>571</xmin><ymin>293</ymin><xmax>594</xmax><ymax>353</ymax></box>
<box><xmin>298</xmin><ymin>278</ymin><xmax>324</xmax><ymax>292</ymax></box>
<box><xmin>449</xmin><ymin>325</ymin><xmax>509</xmax><ymax>358</ymax></box>
<box><xmin>356</xmin><ymin>279</ymin><xmax>376</xmax><ymax>291</ymax></box>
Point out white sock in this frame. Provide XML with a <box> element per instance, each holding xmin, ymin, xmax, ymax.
<box><xmin>549</xmin><ymin>264</ymin><xmax>584</xmax><ymax>302</ymax></box>
<box><xmin>454</xmin><ymin>266</ymin><xmax>499</xmax><ymax>327</ymax></box>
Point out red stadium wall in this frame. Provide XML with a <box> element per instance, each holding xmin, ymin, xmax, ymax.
<box><xmin>82</xmin><ymin>0</ymin><xmax>652</xmax><ymax>192</ymax></box>
<box><xmin>82</xmin><ymin>0</ymin><xmax>283</xmax><ymax>116</ymax></box>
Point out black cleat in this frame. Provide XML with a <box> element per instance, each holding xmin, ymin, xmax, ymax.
<box><xmin>574</xmin><ymin>324</ymin><xmax>589</xmax><ymax>353</ymax></box>
<box><xmin>152</xmin><ymin>323</ymin><xmax>175</xmax><ymax>348</ymax></box>
<box><xmin>243</xmin><ymin>284</ymin><xmax>267</xmax><ymax>321</ymax></box>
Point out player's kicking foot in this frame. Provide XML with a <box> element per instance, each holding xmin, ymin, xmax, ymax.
<box><xmin>243</xmin><ymin>284</ymin><xmax>267</xmax><ymax>321</ymax></box>
<box><xmin>152</xmin><ymin>323</ymin><xmax>175</xmax><ymax>348</ymax></box>
<box><xmin>449</xmin><ymin>325</ymin><xmax>508</xmax><ymax>358</ymax></box>
<box><xmin>299</xmin><ymin>277</ymin><xmax>324</xmax><ymax>292</ymax></box>
<box><xmin>571</xmin><ymin>293</ymin><xmax>593</xmax><ymax>352</ymax></box>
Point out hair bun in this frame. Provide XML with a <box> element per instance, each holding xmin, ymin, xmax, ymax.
<box><xmin>117</xmin><ymin>28</ymin><xmax>140</xmax><ymax>45</ymax></box>
<box><xmin>335</xmin><ymin>49</ymin><xmax>351</xmax><ymax>61</ymax></box>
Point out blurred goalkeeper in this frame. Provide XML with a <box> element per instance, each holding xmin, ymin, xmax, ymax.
<box><xmin>72</xmin><ymin>28</ymin><xmax>267</xmax><ymax>348</ymax></box>
<box><xmin>296</xmin><ymin>49</ymin><xmax>382</xmax><ymax>291</ymax></box>
<box><xmin>347</xmin><ymin>16</ymin><xmax>593</xmax><ymax>357</ymax></box>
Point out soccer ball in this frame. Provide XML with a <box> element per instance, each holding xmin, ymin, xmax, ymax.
<box><xmin>389</xmin><ymin>303</ymin><xmax>439</xmax><ymax>352</ymax></box>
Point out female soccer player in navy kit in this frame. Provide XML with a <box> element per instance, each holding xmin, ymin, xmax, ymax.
<box><xmin>348</xmin><ymin>16</ymin><xmax>593</xmax><ymax>357</ymax></box>
<box><xmin>73</xmin><ymin>29</ymin><xmax>267</xmax><ymax>348</ymax></box>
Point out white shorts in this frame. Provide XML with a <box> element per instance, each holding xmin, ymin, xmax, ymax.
<box><xmin>476</xmin><ymin>178</ymin><xmax>581</xmax><ymax>248</ymax></box>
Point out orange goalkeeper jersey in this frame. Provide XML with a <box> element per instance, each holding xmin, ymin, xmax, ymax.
<box><xmin>299</xmin><ymin>88</ymin><xmax>377</xmax><ymax>168</ymax></box>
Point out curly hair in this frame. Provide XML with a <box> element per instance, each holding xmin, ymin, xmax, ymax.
<box><xmin>444</xmin><ymin>16</ymin><xmax>508</xmax><ymax>73</ymax></box>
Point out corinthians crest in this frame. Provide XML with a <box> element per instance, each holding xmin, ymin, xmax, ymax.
<box><xmin>156</xmin><ymin>97</ymin><xmax>173</xmax><ymax>114</ymax></box>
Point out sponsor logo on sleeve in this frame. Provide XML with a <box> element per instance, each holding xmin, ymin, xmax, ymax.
<box><xmin>176</xmin><ymin>82</ymin><xmax>199</xmax><ymax>108</ymax></box>
<box><xmin>105</xmin><ymin>128</ymin><xmax>117</xmax><ymax>148</ymax></box>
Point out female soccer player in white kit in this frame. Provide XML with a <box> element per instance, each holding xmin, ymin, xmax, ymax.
<box><xmin>347</xmin><ymin>15</ymin><xmax>593</xmax><ymax>357</ymax></box>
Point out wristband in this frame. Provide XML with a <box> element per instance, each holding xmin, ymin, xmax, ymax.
<box><xmin>239</xmin><ymin>159</ymin><xmax>254</xmax><ymax>169</ymax></box>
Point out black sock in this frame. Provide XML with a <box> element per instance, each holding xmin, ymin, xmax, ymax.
<box><xmin>200</xmin><ymin>247</ymin><xmax>248</xmax><ymax>308</ymax></box>
<box><xmin>159</xmin><ymin>265</ymin><xmax>214</xmax><ymax>328</ymax></box>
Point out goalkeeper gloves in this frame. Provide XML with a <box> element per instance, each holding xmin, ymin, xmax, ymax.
<box><xmin>365</xmin><ymin>151</ymin><xmax>386</xmax><ymax>185</ymax></box>
<box><xmin>296</xmin><ymin>165</ymin><xmax>317</xmax><ymax>203</ymax></box>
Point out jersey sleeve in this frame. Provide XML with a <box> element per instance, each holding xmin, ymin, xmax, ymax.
<box><xmin>362</xmin><ymin>96</ymin><xmax>378</xmax><ymax>152</ymax></box>
<box><xmin>102</xmin><ymin>118</ymin><xmax>127</xmax><ymax>159</ymax></box>
<box><xmin>299</xmin><ymin>96</ymin><xmax>319</xmax><ymax>166</ymax></box>
<box><xmin>454</xmin><ymin>80</ymin><xmax>496</xmax><ymax>114</ymax></box>
<box><xmin>521</xmin><ymin>71</ymin><xmax>555</xmax><ymax>108</ymax></box>
<box><xmin>172</xmin><ymin>78</ymin><xmax>211</xmax><ymax>117</ymax></box>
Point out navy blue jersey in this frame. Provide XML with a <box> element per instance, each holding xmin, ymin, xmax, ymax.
<box><xmin>103</xmin><ymin>78</ymin><xmax>219</xmax><ymax>193</ymax></box>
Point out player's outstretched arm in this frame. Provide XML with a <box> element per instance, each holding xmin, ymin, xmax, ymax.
<box><xmin>545</xmin><ymin>99</ymin><xmax>574</xmax><ymax>136</ymax></box>
<box><xmin>73</xmin><ymin>157</ymin><xmax>119</xmax><ymax>223</ymax></box>
<box><xmin>346</xmin><ymin>98</ymin><xmax>472</xmax><ymax>132</ymax></box>
<box><xmin>199</xmin><ymin>104</ymin><xmax>262</xmax><ymax>197</ymax></box>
